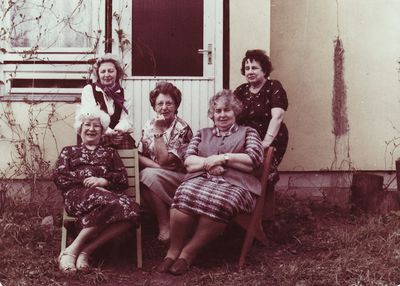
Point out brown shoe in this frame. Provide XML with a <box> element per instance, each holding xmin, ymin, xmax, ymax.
<box><xmin>155</xmin><ymin>257</ymin><xmax>175</xmax><ymax>273</ymax></box>
<box><xmin>169</xmin><ymin>258</ymin><xmax>190</xmax><ymax>275</ymax></box>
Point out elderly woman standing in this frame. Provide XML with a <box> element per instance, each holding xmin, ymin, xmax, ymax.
<box><xmin>54</xmin><ymin>105</ymin><xmax>140</xmax><ymax>273</ymax></box>
<box><xmin>138</xmin><ymin>81</ymin><xmax>192</xmax><ymax>242</ymax></box>
<box><xmin>234</xmin><ymin>49</ymin><xmax>288</xmax><ymax>183</ymax></box>
<box><xmin>155</xmin><ymin>90</ymin><xmax>264</xmax><ymax>275</ymax></box>
<box><xmin>81</xmin><ymin>53</ymin><xmax>134</xmax><ymax>149</ymax></box>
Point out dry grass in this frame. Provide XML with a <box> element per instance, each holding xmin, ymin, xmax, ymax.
<box><xmin>1</xmin><ymin>196</ymin><xmax>400</xmax><ymax>285</ymax></box>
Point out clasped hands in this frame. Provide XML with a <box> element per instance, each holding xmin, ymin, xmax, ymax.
<box><xmin>83</xmin><ymin>176</ymin><xmax>109</xmax><ymax>189</ymax></box>
<box><xmin>203</xmin><ymin>154</ymin><xmax>226</xmax><ymax>176</ymax></box>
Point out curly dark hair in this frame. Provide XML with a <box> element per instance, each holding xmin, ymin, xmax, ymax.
<box><xmin>240</xmin><ymin>49</ymin><xmax>272</xmax><ymax>78</ymax></box>
<box><xmin>149</xmin><ymin>81</ymin><xmax>182</xmax><ymax>113</ymax></box>
<box><xmin>208</xmin><ymin>89</ymin><xmax>243</xmax><ymax>120</ymax></box>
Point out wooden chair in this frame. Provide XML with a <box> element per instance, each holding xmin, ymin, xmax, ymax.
<box><xmin>234</xmin><ymin>147</ymin><xmax>275</xmax><ymax>267</ymax></box>
<box><xmin>60</xmin><ymin>148</ymin><xmax>143</xmax><ymax>268</ymax></box>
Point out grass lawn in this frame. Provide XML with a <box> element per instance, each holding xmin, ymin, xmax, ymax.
<box><xmin>1</xmin><ymin>195</ymin><xmax>400</xmax><ymax>286</ymax></box>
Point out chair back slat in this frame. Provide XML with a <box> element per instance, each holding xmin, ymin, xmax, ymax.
<box><xmin>257</xmin><ymin>147</ymin><xmax>275</xmax><ymax>204</ymax></box>
<box><xmin>117</xmin><ymin>149</ymin><xmax>140</xmax><ymax>203</ymax></box>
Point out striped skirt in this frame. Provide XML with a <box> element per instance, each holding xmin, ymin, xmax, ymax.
<box><xmin>171</xmin><ymin>175</ymin><xmax>256</xmax><ymax>224</ymax></box>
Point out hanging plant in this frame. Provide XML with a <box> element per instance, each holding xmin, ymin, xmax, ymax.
<box><xmin>332</xmin><ymin>36</ymin><xmax>349</xmax><ymax>137</ymax></box>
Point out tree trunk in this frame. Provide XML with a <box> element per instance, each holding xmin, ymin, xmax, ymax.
<box><xmin>351</xmin><ymin>172</ymin><xmax>400</xmax><ymax>213</ymax></box>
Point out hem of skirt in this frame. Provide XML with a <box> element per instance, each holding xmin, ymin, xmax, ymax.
<box><xmin>172</xmin><ymin>205</ymin><xmax>229</xmax><ymax>224</ymax></box>
<box><xmin>80</xmin><ymin>216</ymin><xmax>140</xmax><ymax>229</ymax></box>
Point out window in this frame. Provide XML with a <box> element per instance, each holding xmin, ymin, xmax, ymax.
<box><xmin>10</xmin><ymin>0</ymin><xmax>94</xmax><ymax>50</ymax></box>
<box><xmin>0</xmin><ymin>0</ymin><xmax>105</xmax><ymax>101</ymax></box>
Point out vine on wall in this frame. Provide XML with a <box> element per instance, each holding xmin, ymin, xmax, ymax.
<box><xmin>0</xmin><ymin>1</ymin><xmax>133</xmax><ymax>211</ymax></box>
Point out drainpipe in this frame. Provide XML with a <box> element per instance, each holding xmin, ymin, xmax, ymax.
<box><xmin>105</xmin><ymin>0</ymin><xmax>112</xmax><ymax>53</ymax></box>
<box><xmin>396</xmin><ymin>158</ymin><xmax>400</xmax><ymax>192</ymax></box>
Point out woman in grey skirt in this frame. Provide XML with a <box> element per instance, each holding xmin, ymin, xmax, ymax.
<box><xmin>138</xmin><ymin>82</ymin><xmax>192</xmax><ymax>242</ymax></box>
<box><xmin>155</xmin><ymin>90</ymin><xmax>264</xmax><ymax>275</ymax></box>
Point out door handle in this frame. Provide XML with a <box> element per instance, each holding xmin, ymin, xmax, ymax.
<box><xmin>198</xmin><ymin>44</ymin><xmax>212</xmax><ymax>65</ymax></box>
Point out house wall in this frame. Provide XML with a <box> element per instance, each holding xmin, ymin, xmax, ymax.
<box><xmin>229</xmin><ymin>0</ymin><xmax>271</xmax><ymax>89</ymax></box>
<box><xmin>270</xmin><ymin>0</ymin><xmax>400</xmax><ymax>171</ymax></box>
<box><xmin>0</xmin><ymin>102</ymin><xmax>76</xmax><ymax>177</ymax></box>
<box><xmin>2</xmin><ymin>0</ymin><xmax>400</xmax><ymax>187</ymax></box>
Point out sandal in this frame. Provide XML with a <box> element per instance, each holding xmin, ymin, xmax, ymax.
<box><xmin>76</xmin><ymin>252</ymin><xmax>91</xmax><ymax>272</ymax></box>
<box><xmin>157</xmin><ymin>231</ymin><xmax>170</xmax><ymax>243</ymax></box>
<box><xmin>58</xmin><ymin>252</ymin><xmax>77</xmax><ymax>273</ymax></box>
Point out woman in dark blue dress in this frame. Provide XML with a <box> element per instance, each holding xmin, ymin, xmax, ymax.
<box><xmin>234</xmin><ymin>49</ymin><xmax>289</xmax><ymax>184</ymax></box>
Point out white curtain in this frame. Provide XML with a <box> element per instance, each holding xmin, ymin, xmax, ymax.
<box><xmin>11</xmin><ymin>0</ymin><xmax>93</xmax><ymax>49</ymax></box>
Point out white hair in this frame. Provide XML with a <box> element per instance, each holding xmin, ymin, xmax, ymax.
<box><xmin>74</xmin><ymin>104</ymin><xmax>110</xmax><ymax>134</ymax></box>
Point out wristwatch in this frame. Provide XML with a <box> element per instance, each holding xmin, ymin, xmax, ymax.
<box><xmin>223</xmin><ymin>153</ymin><xmax>229</xmax><ymax>166</ymax></box>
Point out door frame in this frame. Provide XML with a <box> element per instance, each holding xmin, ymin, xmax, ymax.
<box><xmin>113</xmin><ymin>0</ymin><xmax>223</xmax><ymax>91</ymax></box>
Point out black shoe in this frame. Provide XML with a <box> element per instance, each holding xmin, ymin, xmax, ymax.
<box><xmin>168</xmin><ymin>258</ymin><xmax>190</xmax><ymax>275</ymax></box>
<box><xmin>155</xmin><ymin>257</ymin><xmax>175</xmax><ymax>273</ymax></box>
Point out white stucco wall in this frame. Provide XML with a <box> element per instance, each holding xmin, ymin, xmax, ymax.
<box><xmin>270</xmin><ymin>0</ymin><xmax>400</xmax><ymax>171</ymax></box>
<box><xmin>230</xmin><ymin>0</ymin><xmax>271</xmax><ymax>89</ymax></box>
<box><xmin>0</xmin><ymin>103</ymin><xmax>76</xmax><ymax>178</ymax></box>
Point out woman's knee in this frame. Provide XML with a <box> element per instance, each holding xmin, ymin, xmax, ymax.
<box><xmin>140</xmin><ymin>167</ymin><xmax>162</xmax><ymax>181</ymax></box>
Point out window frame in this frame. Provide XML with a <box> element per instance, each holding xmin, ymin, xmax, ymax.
<box><xmin>0</xmin><ymin>0</ymin><xmax>106</xmax><ymax>101</ymax></box>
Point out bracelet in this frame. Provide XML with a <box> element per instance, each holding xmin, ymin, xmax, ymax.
<box><xmin>266</xmin><ymin>132</ymin><xmax>274</xmax><ymax>138</ymax></box>
<box><xmin>154</xmin><ymin>133</ymin><xmax>164</xmax><ymax>139</ymax></box>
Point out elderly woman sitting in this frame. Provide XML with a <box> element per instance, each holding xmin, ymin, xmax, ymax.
<box><xmin>138</xmin><ymin>81</ymin><xmax>192</xmax><ymax>242</ymax></box>
<box><xmin>53</xmin><ymin>105</ymin><xmax>140</xmax><ymax>273</ymax></box>
<box><xmin>155</xmin><ymin>90</ymin><xmax>264</xmax><ymax>275</ymax></box>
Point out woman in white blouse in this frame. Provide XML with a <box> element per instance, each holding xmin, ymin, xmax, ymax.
<box><xmin>81</xmin><ymin>53</ymin><xmax>134</xmax><ymax>149</ymax></box>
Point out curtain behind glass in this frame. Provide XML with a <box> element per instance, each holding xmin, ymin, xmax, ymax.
<box><xmin>10</xmin><ymin>0</ymin><xmax>93</xmax><ymax>49</ymax></box>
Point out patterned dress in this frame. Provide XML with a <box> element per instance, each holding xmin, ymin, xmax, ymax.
<box><xmin>53</xmin><ymin>145</ymin><xmax>140</xmax><ymax>228</ymax></box>
<box><xmin>171</xmin><ymin>125</ymin><xmax>264</xmax><ymax>223</ymax></box>
<box><xmin>138</xmin><ymin>116</ymin><xmax>192</xmax><ymax>172</ymax></box>
<box><xmin>234</xmin><ymin>80</ymin><xmax>289</xmax><ymax>183</ymax></box>
<box><xmin>138</xmin><ymin>116</ymin><xmax>193</xmax><ymax>205</ymax></box>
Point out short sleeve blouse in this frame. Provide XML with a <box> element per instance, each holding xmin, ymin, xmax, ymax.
<box><xmin>137</xmin><ymin>116</ymin><xmax>193</xmax><ymax>171</ymax></box>
<box><xmin>234</xmin><ymin>79</ymin><xmax>288</xmax><ymax>139</ymax></box>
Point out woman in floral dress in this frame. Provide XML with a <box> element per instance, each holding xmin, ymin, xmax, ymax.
<box><xmin>54</xmin><ymin>105</ymin><xmax>140</xmax><ymax>273</ymax></box>
<box><xmin>234</xmin><ymin>49</ymin><xmax>289</xmax><ymax>184</ymax></box>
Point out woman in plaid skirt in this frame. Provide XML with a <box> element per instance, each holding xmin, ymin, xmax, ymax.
<box><xmin>155</xmin><ymin>90</ymin><xmax>264</xmax><ymax>275</ymax></box>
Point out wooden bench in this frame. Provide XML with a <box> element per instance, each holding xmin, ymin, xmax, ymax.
<box><xmin>235</xmin><ymin>147</ymin><xmax>275</xmax><ymax>267</ymax></box>
<box><xmin>60</xmin><ymin>148</ymin><xmax>142</xmax><ymax>268</ymax></box>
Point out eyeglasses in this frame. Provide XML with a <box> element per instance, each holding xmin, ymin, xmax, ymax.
<box><xmin>156</xmin><ymin>101</ymin><xmax>175</xmax><ymax>108</ymax></box>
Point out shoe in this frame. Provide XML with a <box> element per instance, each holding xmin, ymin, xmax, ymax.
<box><xmin>58</xmin><ymin>252</ymin><xmax>77</xmax><ymax>273</ymax></box>
<box><xmin>76</xmin><ymin>252</ymin><xmax>91</xmax><ymax>272</ymax></box>
<box><xmin>169</xmin><ymin>258</ymin><xmax>190</xmax><ymax>275</ymax></box>
<box><xmin>154</xmin><ymin>257</ymin><xmax>175</xmax><ymax>273</ymax></box>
